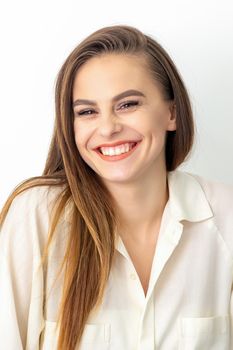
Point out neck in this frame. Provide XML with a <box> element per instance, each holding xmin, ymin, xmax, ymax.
<box><xmin>106</xmin><ymin>166</ymin><xmax>169</xmax><ymax>241</ymax></box>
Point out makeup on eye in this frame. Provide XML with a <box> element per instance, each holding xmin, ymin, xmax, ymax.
<box><xmin>74</xmin><ymin>100</ymin><xmax>141</xmax><ymax>117</ymax></box>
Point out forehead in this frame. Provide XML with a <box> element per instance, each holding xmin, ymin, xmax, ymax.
<box><xmin>72</xmin><ymin>54</ymin><xmax>153</xmax><ymax>96</ymax></box>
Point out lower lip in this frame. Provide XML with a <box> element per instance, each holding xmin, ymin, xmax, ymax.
<box><xmin>94</xmin><ymin>141</ymin><xmax>141</xmax><ymax>162</ymax></box>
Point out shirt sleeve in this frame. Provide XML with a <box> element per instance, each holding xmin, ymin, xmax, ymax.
<box><xmin>0</xmin><ymin>186</ymin><xmax>53</xmax><ymax>350</ymax></box>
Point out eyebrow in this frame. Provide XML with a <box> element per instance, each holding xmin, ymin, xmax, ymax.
<box><xmin>72</xmin><ymin>89</ymin><xmax>146</xmax><ymax>108</ymax></box>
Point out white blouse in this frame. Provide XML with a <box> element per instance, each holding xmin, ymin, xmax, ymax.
<box><xmin>0</xmin><ymin>169</ymin><xmax>233</xmax><ymax>349</ymax></box>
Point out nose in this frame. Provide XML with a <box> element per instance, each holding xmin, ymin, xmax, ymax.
<box><xmin>97</xmin><ymin>112</ymin><xmax>123</xmax><ymax>137</ymax></box>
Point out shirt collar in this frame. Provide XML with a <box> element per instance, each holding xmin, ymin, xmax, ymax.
<box><xmin>64</xmin><ymin>170</ymin><xmax>213</xmax><ymax>230</ymax></box>
<box><xmin>114</xmin><ymin>170</ymin><xmax>214</xmax><ymax>256</ymax></box>
<box><xmin>167</xmin><ymin>170</ymin><xmax>213</xmax><ymax>222</ymax></box>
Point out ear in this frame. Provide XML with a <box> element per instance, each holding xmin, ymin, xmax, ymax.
<box><xmin>166</xmin><ymin>103</ymin><xmax>177</xmax><ymax>131</ymax></box>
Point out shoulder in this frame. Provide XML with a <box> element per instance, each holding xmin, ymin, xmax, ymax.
<box><xmin>2</xmin><ymin>184</ymin><xmax>66</xmax><ymax>224</ymax></box>
<box><xmin>0</xmin><ymin>184</ymin><xmax>67</xmax><ymax>241</ymax></box>
<box><xmin>180</xmin><ymin>171</ymin><xmax>233</xmax><ymax>234</ymax></box>
<box><xmin>0</xmin><ymin>184</ymin><xmax>69</xmax><ymax>260</ymax></box>
<box><xmin>185</xmin><ymin>171</ymin><xmax>233</xmax><ymax>208</ymax></box>
<box><xmin>179</xmin><ymin>171</ymin><xmax>233</xmax><ymax>259</ymax></box>
<box><xmin>168</xmin><ymin>169</ymin><xmax>233</xmax><ymax>212</ymax></box>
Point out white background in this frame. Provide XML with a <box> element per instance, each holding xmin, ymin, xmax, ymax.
<box><xmin>0</xmin><ymin>0</ymin><xmax>233</xmax><ymax>208</ymax></box>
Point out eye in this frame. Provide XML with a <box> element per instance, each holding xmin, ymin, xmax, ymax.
<box><xmin>75</xmin><ymin>109</ymin><xmax>96</xmax><ymax>117</ymax></box>
<box><xmin>74</xmin><ymin>100</ymin><xmax>140</xmax><ymax>118</ymax></box>
<box><xmin>118</xmin><ymin>100</ymin><xmax>139</xmax><ymax>110</ymax></box>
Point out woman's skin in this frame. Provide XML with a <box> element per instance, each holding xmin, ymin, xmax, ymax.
<box><xmin>72</xmin><ymin>54</ymin><xmax>176</xmax><ymax>294</ymax></box>
<box><xmin>72</xmin><ymin>53</ymin><xmax>176</xmax><ymax>238</ymax></box>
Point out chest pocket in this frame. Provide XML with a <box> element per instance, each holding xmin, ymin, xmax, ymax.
<box><xmin>178</xmin><ymin>315</ymin><xmax>230</xmax><ymax>350</ymax></box>
<box><xmin>40</xmin><ymin>320</ymin><xmax>111</xmax><ymax>350</ymax></box>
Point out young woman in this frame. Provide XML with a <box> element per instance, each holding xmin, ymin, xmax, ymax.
<box><xmin>0</xmin><ymin>24</ymin><xmax>233</xmax><ymax>350</ymax></box>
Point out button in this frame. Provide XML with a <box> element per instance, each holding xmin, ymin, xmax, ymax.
<box><xmin>130</xmin><ymin>273</ymin><xmax>137</xmax><ymax>280</ymax></box>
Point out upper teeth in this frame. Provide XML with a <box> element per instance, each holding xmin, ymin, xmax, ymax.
<box><xmin>99</xmin><ymin>142</ymin><xmax>136</xmax><ymax>156</ymax></box>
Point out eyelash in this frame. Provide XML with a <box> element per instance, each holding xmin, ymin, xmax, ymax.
<box><xmin>75</xmin><ymin>100</ymin><xmax>140</xmax><ymax>117</ymax></box>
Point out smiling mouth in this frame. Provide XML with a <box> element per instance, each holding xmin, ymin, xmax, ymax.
<box><xmin>94</xmin><ymin>141</ymin><xmax>141</xmax><ymax>162</ymax></box>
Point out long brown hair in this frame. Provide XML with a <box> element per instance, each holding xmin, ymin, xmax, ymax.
<box><xmin>0</xmin><ymin>24</ymin><xmax>194</xmax><ymax>349</ymax></box>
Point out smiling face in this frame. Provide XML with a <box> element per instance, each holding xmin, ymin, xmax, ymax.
<box><xmin>72</xmin><ymin>54</ymin><xmax>176</xmax><ymax>187</ymax></box>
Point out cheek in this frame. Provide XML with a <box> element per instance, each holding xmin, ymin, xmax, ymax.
<box><xmin>73</xmin><ymin>122</ymin><xmax>88</xmax><ymax>149</ymax></box>
<box><xmin>152</xmin><ymin>110</ymin><xmax>170</xmax><ymax>132</ymax></box>
<box><xmin>142</xmin><ymin>114</ymin><xmax>166</xmax><ymax>135</ymax></box>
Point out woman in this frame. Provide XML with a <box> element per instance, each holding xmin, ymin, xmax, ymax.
<box><xmin>0</xmin><ymin>24</ymin><xmax>233</xmax><ymax>350</ymax></box>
